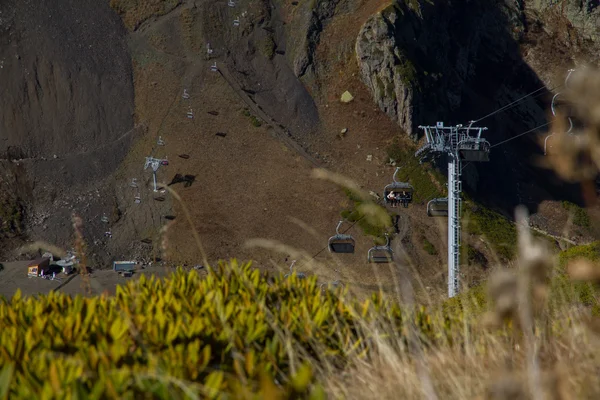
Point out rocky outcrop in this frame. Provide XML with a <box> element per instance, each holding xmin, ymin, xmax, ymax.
<box><xmin>289</xmin><ymin>0</ymin><xmax>341</xmax><ymax>78</ymax></box>
<box><xmin>529</xmin><ymin>0</ymin><xmax>600</xmax><ymax>43</ymax></box>
<box><xmin>356</xmin><ymin>0</ymin><xmax>530</xmax><ymax>139</ymax></box>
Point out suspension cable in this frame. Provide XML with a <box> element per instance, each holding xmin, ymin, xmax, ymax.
<box><xmin>470</xmin><ymin>84</ymin><xmax>561</xmax><ymax>124</ymax></box>
<box><xmin>490</xmin><ymin>122</ymin><xmax>551</xmax><ymax>148</ymax></box>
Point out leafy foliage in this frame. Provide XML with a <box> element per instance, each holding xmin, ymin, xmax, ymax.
<box><xmin>0</xmin><ymin>261</ymin><xmax>452</xmax><ymax>399</ymax></box>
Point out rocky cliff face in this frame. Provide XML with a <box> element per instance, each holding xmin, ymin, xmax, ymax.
<box><xmin>356</xmin><ymin>0</ymin><xmax>529</xmax><ymax>139</ymax></box>
<box><xmin>355</xmin><ymin>0</ymin><xmax>600</xmax><ymax>210</ymax></box>
<box><xmin>356</xmin><ymin>0</ymin><xmax>599</xmax><ymax>140</ymax></box>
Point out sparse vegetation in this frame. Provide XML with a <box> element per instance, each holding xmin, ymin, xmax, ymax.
<box><xmin>463</xmin><ymin>204</ymin><xmax>517</xmax><ymax>261</ymax></box>
<box><xmin>386</xmin><ymin>138</ymin><xmax>445</xmax><ymax>203</ymax></box>
<box><xmin>242</xmin><ymin>108</ymin><xmax>263</xmax><ymax>128</ymax></box>
<box><xmin>109</xmin><ymin>0</ymin><xmax>182</xmax><ymax>31</ymax></box>
<box><xmin>0</xmin><ymin>196</ymin><xmax>24</xmax><ymax>236</ymax></box>
<box><xmin>179</xmin><ymin>8</ymin><xmax>197</xmax><ymax>52</ymax></box>
<box><xmin>341</xmin><ymin>188</ymin><xmax>392</xmax><ymax>244</ymax></box>
<box><xmin>562</xmin><ymin>200</ymin><xmax>591</xmax><ymax>228</ymax></box>
<box><xmin>421</xmin><ymin>236</ymin><xmax>437</xmax><ymax>255</ymax></box>
<box><xmin>258</xmin><ymin>34</ymin><xmax>276</xmax><ymax>60</ymax></box>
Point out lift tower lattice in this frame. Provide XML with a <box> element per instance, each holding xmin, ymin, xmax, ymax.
<box><xmin>415</xmin><ymin>122</ymin><xmax>491</xmax><ymax>298</ymax></box>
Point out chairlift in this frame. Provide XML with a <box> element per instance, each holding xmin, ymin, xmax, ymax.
<box><xmin>458</xmin><ymin>137</ymin><xmax>491</xmax><ymax>162</ymax></box>
<box><xmin>187</xmin><ymin>108</ymin><xmax>194</xmax><ymax>119</ymax></box>
<box><xmin>157</xmin><ymin>136</ymin><xmax>165</xmax><ymax>146</ymax></box>
<box><xmin>233</xmin><ymin>17</ymin><xmax>240</xmax><ymax>27</ymax></box>
<box><xmin>130</xmin><ymin>178</ymin><xmax>138</xmax><ymax>188</ymax></box>
<box><xmin>105</xmin><ymin>230</ymin><xmax>112</xmax><ymax>238</ymax></box>
<box><xmin>427</xmin><ymin>198</ymin><xmax>448</xmax><ymax>217</ymax></box>
<box><xmin>284</xmin><ymin>260</ymin><xmax>306</xmax><ymax>279</ymax></box>
<box><xmin>328</xmin><ymin>220</ymin><xmax>355</xmax><ymax>253</ymax></box>
<box><xmin>210</xmin><ymin>62</ymin><xmax>218</xmax><ymax>72</ymax></box>
<box><xmin>182</xmin><ymin>89</ymin><xmax>190</xmax><ymax>99</ymax></box>
<box><xmin>383</xmin><ymin>167</ymin><xmax>413</xmax><ymax>208</ymax></box>
<box><xmin>367</xmin><ymin>234</ymin><xmax>393</xmax><ymax>263</ymax></box>
<box><xmin>101</xmin><ymin>214</ymin><xmax>109</xmax><ymax>223</ymax></box>
<box><xmin>134</xmin><ymin>194</ymin><xmax>141</xmax><ymax>204</ymax></box>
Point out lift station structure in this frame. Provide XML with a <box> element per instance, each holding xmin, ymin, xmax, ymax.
<box><xmin>416</xmin><ymin>122</ymin><xmax>490</xmax><ymax>298</ymax></box>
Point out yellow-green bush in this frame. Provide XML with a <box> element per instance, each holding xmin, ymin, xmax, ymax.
<box><xmin>0</xmin><ymin>261</ymin><xmax>452</xmax><ymax>399</ymax></box>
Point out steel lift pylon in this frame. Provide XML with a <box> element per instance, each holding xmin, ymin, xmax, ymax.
<box><xmin>416</xmin><ymin>122</ymin><xmax>490</xmax><ymax>298</ymax></box>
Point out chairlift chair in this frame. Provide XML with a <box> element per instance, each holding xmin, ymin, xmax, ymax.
<box><xmin>157</xmin><ymin>136</ymin><xmax>165</xmax><ymax>146</ymax></box>
<box><xmin>101</xmin><ymin>214</ymin><xmax>109</xmax><ymax>223</ymax></box>
<box><xmin>284</xmin><ymin>260</ymin><xmax>306</xmax><ymax>279</ymax></box>
<box><xmin>228</xmin><ymin>0</ymin><xmax>235</xmax><ymax>6</ymax></box>
<box><xmin>130</xmin><ymin>178</ymin><xmax>138</xmax><ymax>188</ymax></box>
<box><xmin>233</xmin><ymin>17</ymin><xmax>240</xmax><ymax>26</ymax></box>
<box><xmin>328</xmin><ymin>220</ymin><xmax>355</xmax><ymax>253</ymax></box>
<box><xmin>134</xmin><ymin>194</ymin><xmax>141</xmax><ymax>204</ymax></box>
<box><xmin>182</xmin><ymin>89</ymin><xmax>190</xmax><ymax>99</ymax></box>
<box><xmin>458</xmin><ymin>137</ymin><xmax>491</xmax><ymax>162</ymax></box>
<box><xmin>187</xmin><ymin>108</ymin><xmax>194</xmax><ymax>119</ymax></box>
<box><xmin>211</xmin><ymin>62</ymin><xmax>218</xmax><ymax>72</ymax></box>
<box><xmin>427</xmin><ymin>197</ymin><xmax>449</xmax><ymax>217</ymax></box>
<box><xmin>367</xmin><ymin>234</ymin><xmax>393</xmax><ymax>263</ymax></box>
<box><xmin>206</xmin><ymin>43</ymin><xmax>213</xmax><ymax>56</ymax></box>
<box><xmin>383</xmin><ymin>167</ymin><xmax>413</xmax><ymax>208</ymax></box>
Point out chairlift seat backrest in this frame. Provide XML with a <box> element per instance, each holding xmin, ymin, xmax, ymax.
<box><xmin>328</xmin><ymin>237</ymin><xmax>355</xmax><ymax>253</ymax></box>
<box><xmin>427</xmin><ymin>197</ymin><xmax>448</xmax><ymax>217</ymax></box>
<box><xmin>368</xmin><ymin>247</ymin><xmax>393</xmax><ymax>263</ymax></box>
<box><xmin>328</xmin><ymin>221</ymin><xmax>355</xmax><ymax>253</ymax></box>
<box><xmin>458</xmin><ymin>138</ymin><xmax>490</xmax><ymax>162</ymax></box>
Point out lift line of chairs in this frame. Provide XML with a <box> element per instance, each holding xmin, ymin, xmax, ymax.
<box><xmin>326</xmin><ymin>166</ymin><xmax>453</xmax><ymax>263</ymax></box>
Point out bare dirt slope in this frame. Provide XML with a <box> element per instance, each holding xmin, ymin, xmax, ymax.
<box><xmin>0</xmin><ymin>0</ymin><xmax>135</xmax><ymax>259</ymax></box>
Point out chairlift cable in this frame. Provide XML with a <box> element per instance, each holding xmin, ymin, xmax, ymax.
<box><xmin>296</xmin><ymin>212</ymin><xmax>369</xmax><ymax>269</ymax></box>
<box><xmin>470</xmin><ymin>84</ymin><xmax>561</xmax><ymax>124</ymax></box>
<box><xmin>490</xmin><ymin>121</ymin><xmax>551</xmax><ymax>148</ymax></box>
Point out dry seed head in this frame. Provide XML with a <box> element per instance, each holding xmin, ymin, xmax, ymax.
<box><xmin>566</xmin><ymin>258</ymin><xmax>600</xmax><ymax>283</ymax></box>
<box><xmin>485</xmin><ymin>372</ymin><xmax>527</xmax><ymax>400</ymax></box>
<box><xmin>487</xmin><ymin>268</ymin><xmax>519</xmax><ymax>321</ymax></box>
<box><xmin>516</xmin><ymin>206</ymin><xmax>552</xmax><ymax>284</ymax></box>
